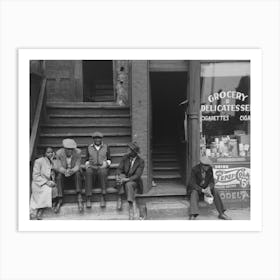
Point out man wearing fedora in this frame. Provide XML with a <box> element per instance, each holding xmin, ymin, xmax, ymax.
<box><xmin>84</xmin><ymin>132</ymin><xmax>111</xmax><ymax>208</ymax></box>
<box><xmin>54</xmin><ymin>138</ymin><xmax>83</xmax><ymax>213</ymax></box>
<box><xmin>187</xmin><ymin>156</ymin><xmax>231</xmax><ymax>220</ymax></box>
<box><xmin>116</xmin><ymin>142</ymin><xmax>144</xmax><ymax>220</ymax></box>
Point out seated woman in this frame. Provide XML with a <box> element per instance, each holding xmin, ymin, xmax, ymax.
<box><xmin>30</xmin><ymin>147</ymin><xmax>57</xmax><ymax>220</ymax></box>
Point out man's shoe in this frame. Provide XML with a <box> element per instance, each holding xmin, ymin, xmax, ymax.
<box><xmin>117</xmin><ymin>197</ymin><xmax>122</xmax><ymax>210</ymax></box>
<box><xmin>30</xmin><ymin>213</ymin><xmax>37</xmax><ymax>220</ymax></box>
<box><xmin>128</xmin><ymin>206</ymin><xmax>133</xmax><ymax>220</ymax></box>
<box><xmin>86</xmin><ymin>197</ymin><xmax>92</xmax><ymax>208</ymax></box>
<box><xmin>54</xmin><ymin>199</ymin><xmax>62</xmax><ymax>214</ymax></box>
<box><xmin>36</xmin><ymin>209</ymin><xmax>44</xmax><ymax>220</ymax></box>
<box><xmin>100</xmin><ymin>195</ymin><xmax>106</xmax><ymax>208</ymax></box>
<box><xmin>218</xmin><ymin>213</ymin><xmax>231</xmax><ymax>220</ymax></box>
<box><xmin>189</xmin><ymin>215</ymin><xmax>197</xmax><ymax>220</ymax></box>
<box><xmin>133</xmin><ymin>202</ymin><xmax>138</xmax><ymax>220</ymax></box>
<box><xmin>78</xmin><ymin>200</ymin><xmax>84</xmax><ymax>213</ymax></box>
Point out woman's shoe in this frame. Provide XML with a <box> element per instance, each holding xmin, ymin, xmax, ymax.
<box><xmin>36</xmin><ymin>209</ymin><xmax>44</xmax><ymax>220</ymax></box>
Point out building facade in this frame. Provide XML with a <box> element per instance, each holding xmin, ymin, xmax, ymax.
<box><xmin>30</xmin><ymin>60</ymin><xmax>250</xmax><ymax>207</ymax></box>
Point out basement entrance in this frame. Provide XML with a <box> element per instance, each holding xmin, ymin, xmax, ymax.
<box><xmin>150</xmin><ymin>72</ymin><xmax>188</xmax><ymax>193</ymax></box>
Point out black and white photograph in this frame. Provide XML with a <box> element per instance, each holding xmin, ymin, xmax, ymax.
<box><xmin>19</xmin><ymin>49</ymin><xmax>261</xmax><ymax>230</ymax></box>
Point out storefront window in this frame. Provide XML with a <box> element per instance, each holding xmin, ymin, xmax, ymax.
<box><xmin>200</xmin><ymin>61</ymin><xmax>250</xmax><ymax>204</ymax></box>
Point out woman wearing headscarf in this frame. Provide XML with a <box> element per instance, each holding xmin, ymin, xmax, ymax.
<box><xmin>30</xmin><ymin>147</ymin><xmax>57</xmax><ymax>220</ymax></box>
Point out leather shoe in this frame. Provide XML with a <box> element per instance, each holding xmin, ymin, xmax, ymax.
<box><xmin>117</xmin><ymin>197</ymin><xmax>122</xmax><ymax>210</ymax></box>
<box><xmin>189</xmin><ymin>215</ymin><xmax>197</xmax><ymax>220</ymax></box>
<box><xmin>86</xmin><ymin>196</ymin><xmax>92</xmax><ymax>208</ymax></box>
<box><xmin>36</xmin><ymin>209</ymin><xmax>44</xmax><ymax>220</ymax></box>
<box><xmin>128</xmin><ymin>206</ymin><xmax>133</xmax><ymax>220</ymax></box>
<box><xmin>54</xmin><ymin>199</ymin><xmax>62</xmax><ymax>214</ymax></box>
<box><xmin>78</xmin><ymin>200</ymin><xmax>84</xmax><ymax>213</ymax></box>
<box><xmin>100</xmin><ymin>195</ymin><xmax>106</xmax><ymax>208</ymax></box>
<box><xmin>218</xmin><ymin>213</ymin><xmax>231</xmax><ymax>220</ymax></box>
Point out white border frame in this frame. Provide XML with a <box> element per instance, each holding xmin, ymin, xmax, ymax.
<box><xmin>18</xmin><ymin>48</ymin><xmax>262</xmax><ymax>232</ymax></box>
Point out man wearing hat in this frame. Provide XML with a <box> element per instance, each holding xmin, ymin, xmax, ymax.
<box><xmin>187</xmin><ymin>156</ymin><xmax>231</xmax><ymax>220</ymax></box>
<box><xmin>84</xmin><ymin>132</ymin><xmax>111</xmax><ymax>208</ymax></box>
<box><xmin>54</xmin><ymin>139</ymin><xmax>83</xmax><ymax>213</ymax></box>
<box><xmin>116</xmin><ymin>142</ymin><xmax>144</xmax><ymax>220</ymax></box>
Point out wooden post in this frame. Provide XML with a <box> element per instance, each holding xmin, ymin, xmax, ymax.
<box><xmin>131</xmin><ymin>61</ymin><xmax>151</xmax><ymax>193</ymax></box>
<box><xmin>187</xmin><ymin>61</ymin><xmax>201</xmax><ymax>180</ymax></box>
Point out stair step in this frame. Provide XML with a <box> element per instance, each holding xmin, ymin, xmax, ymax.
<box><xmin>39</xmin><ymin>133</ymin><xmax>131</xmax><ymax>145</ymax></box>
<box><xmin>42</xmin><ymin>201</ymin><xmax>130</xmax><ymax>220</ymax></box>
<box><xmin>41</xmin><ymin>123</ymin><xmax>131</xmax><ymax>134</ymax></box>
<box><xmin>37</xmin><ymin>143</ymin><xmax>129</xmax><ymax>155</ymax></box>
<box><xmin>153</xmin><ymin>174</ymin><xmax>182</xmax><ymax>180</ymax></box>
<box><xmin>153</xmin><ymin>166</ymin><xmax>180</xmax><ymax>171</ymax></box>
<box><xmin>47</xmin><ymin>102</ymin><xmax>129</xmax><ymax>115</ymax></box>
<box><xmin>146</xmin><ymin>200</ymin><xmax>190</xmax><ymax>220</ymax></box>
<box><xmin>47</xmin><ymin>102</ymin><xmax>129</xmax><ymax>108</ymax></box>
<box><xmin>49</xmin><ymin>114</ymin><xmax>130</xmax><ymax>118</ymax></box>
<box><xmin>153</xmin><ymin>158</ymin><xmax>178</xmax><ymax>162</ymax></box>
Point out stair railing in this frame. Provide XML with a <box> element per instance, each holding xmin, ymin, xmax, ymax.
<box><xmin>30</xmin><ymin>77</ymin><xmax>47</xmax><ymax>162</ymax></box>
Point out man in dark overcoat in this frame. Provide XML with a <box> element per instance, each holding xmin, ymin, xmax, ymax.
<box><xmin>116</xmin><ymin>142</ymin><xmax>144</xmax><ymax>220</ymax></box>
<box><xmin>187</xmin><ymin>156</ymin><xmax>231</xmax><ymax>220</ymax></box>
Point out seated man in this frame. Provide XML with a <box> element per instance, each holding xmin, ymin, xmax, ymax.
<box><xmin>84</xmin><ymin>132</ymin><xmax>111</xmax><ymax>208</ymax></box>
<box><xmin>115</xmin><ymin>142</ymin><xmax>144</xmax><ymax>220</ymax></box>
<box><xmin>187</xmin><ymin>156</ymin><xmax>231</xmax><ymax>220</ymax></box>
<box><xmin>54</xmin><ymin>138</ymin><xmax>83</xmax><ymax>213</ymax></box>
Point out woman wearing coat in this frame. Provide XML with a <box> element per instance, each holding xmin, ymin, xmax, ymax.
<box><xmin>30</xmin><ymin>147</ymin><xmax>57</xmax><ymax>220</ymax></box>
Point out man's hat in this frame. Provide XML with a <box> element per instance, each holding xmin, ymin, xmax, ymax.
<box><xmin>62</xmin><ymin>138</ymin><xmax>77</xmax><ymax>149</ymax></box>
<box><xmin>92</xmin><ymin>131</ymin><xmax>103</xmax><ymax>138</ymax></box>
<box><xmin>128</xmin><ymin>142</ymin><xmax>140</xmax><ymax>154</ymax></box>
<box><xmin>200</xmin><ymin>156</ymin><xmax>212</xmax><ymax>166</ymax></box>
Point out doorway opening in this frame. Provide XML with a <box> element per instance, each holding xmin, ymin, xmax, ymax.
<box><xmin>150</xmin><ymin>72</ymin><xmax>188</xmax><ymax>190</ymax></box>
<box><xmin>83</xmin><ymin>60</ymin><xmax>115</xmax><ymax>102</ymax></box>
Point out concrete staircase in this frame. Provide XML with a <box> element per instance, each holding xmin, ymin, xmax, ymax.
<box><xmin>152</xmin><ymin>144</ymin><xmax>182</xmax><ymax>184</ymax></box>
<box><xmin>36</xmin><ymin>102</ymin><xmax>131</xmax><ymax>200</ymax></box>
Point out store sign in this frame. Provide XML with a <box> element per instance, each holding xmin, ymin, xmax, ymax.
<box><xmin>214</xmin><ymin>166</ymin><xmax>250</xmax><ymax>188</ymax></box>
<box><xmin>213</xmin><ymin>164</ymin><xmax>250</xmax><ymax>201</ymax></box>
<box><xmin>219</xmin><ymin>190</ymin><xmax>250</xmax><ymax>201</ymax></box>
<box><xmin>201</xmin><ymin>90</ymin><xmax>250</xmax><ymax>121</ymax></box>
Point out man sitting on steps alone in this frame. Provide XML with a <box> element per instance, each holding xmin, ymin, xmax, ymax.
<box><xmin>187</xmin><ymin>156</ymin><xmax>231</xmax><ymax>220</ymax></box>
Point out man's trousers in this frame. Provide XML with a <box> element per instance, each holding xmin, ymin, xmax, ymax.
<box><xmin>117</xmin><ymin>181</ymin><xmax>137</xmax><ymax>203</ymax></box>
<box><xmin>56</xmin><ymin>171</ymin><xmax>82</xmax><ymax>198</ymax></box>
<box><xmin>85</xmin><ymin>167</ymin><xmax>108</xmax><ymax>196</ymax></box>
<box><xmin>189</xmin><ymin>188</ymin><xmax>225</xmax><ymax>216</ymax></box>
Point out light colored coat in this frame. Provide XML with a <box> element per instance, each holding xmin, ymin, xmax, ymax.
<box><xmin>54</xmin><ymin>148</ymin><xmax>82</xmax><ymax>173</ymax></box>
<box><xmin>30</xmin><ymin>157</ymin><xmax>56</xmax><ymax>210</ymax></box>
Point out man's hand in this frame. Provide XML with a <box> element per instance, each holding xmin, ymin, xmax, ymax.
<box><xmin>120</xmin><ymin>177</ymin><xmax>129</xmax><ymax>184</ymax></box>
<box><xmin>46</xmin><ymin>181</ymin><xmax>56</xmax><ymax>188</ymax></box>
<box><xmin>65</xmin><ymin>169</ymin><xmax>74</xmax><ymax>177</ymax></box>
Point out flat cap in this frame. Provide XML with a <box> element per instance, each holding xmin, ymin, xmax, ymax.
<box><xmin>62</xmin><ymin>138</ymin><xmax>77</xmax><ymax>149</ymax></box>
<box><xmin>92</xmin><ymin>131</ymin><xmax>103</xmax><ymax>138</ymax></box>
<box><xmin>200</xmin><ymin>156</ymin><xmax>212</xmax><ymax>166</ymax></box>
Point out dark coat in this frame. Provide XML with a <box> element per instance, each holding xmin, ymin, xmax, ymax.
<box><xmin>116</xmin><ymin>155</ymin><xmax>145</xmax><ymax>194</ymax></box>
<box><xmin>187</xmin><ymin>163</ymin><xmax>215</xmax><ymax>195</ymax></box>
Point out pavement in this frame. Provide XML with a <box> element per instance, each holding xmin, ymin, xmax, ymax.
<box><xmin>39</xmin><ymin>200</ymin><xmax>250</xmax><ymax>220</ymax></box>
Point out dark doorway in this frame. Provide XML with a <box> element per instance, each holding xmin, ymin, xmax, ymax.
<box><xmin>150</xmin><ymin>72</ymin><xmax>187</xmax><ymax>186</ymax></box>
<box><xmin>83</xmin><ymin>60</ymin><xmax>115</xmax><ymax>102</ymax></box>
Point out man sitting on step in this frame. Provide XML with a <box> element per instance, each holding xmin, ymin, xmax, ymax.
<box><xmin>84</xmin><ymin>132</ymin><xmax>111</xmax><ymax>208</ymax></box>
<box><xmin>115</xmin><ymin>142</ymin><xmax>144</xmax><ymax>220</ymax></box>
<box><xmin>54</xmin><ymin>138</ymin><xmax>83</xmax><ymax>213</ymax></box>
<box><xmin>187</xmin><ymin>156</ymin><xmax>231</xmax><ymax>220</ymax></box>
